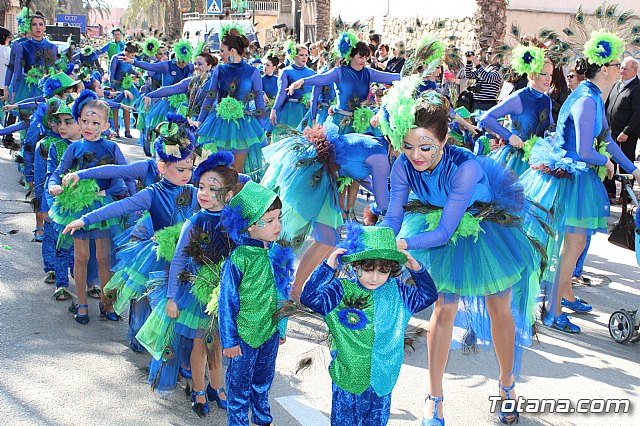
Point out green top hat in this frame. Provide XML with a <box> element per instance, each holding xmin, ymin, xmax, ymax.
<box><xmin>53</xmin><ymin>102</ymin><xmax>73</xmax><ymax>117</ymax></box>
<box><xmin>229</xmin><ymin>182</ymin><xmax>278</xmax><ymax>228</ymax></box>
<box><xmin>341</xmin><ymin>226</ymin><xmax>407</xmax><ymax>264</ymax></box>
<box><xmin>455</xmin><ymin>106</ymin><xmax>472</xmax><ymax>119</ymax></box>
<box><xmin>49</xmin><ymin>72</ymin><xmax>81</xmax><ymax>96</ymax></box>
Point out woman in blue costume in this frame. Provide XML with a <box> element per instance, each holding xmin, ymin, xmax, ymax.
<box><xmin>378</xmin><ymin>78</ymin><xmax>544</xmax><ymax>425</ymax></box>
<box><xmin>110</xmin><ymin>42</ymin><xmax>141</xmax><ymax>138</ymax></box>
<box><xmin>119</xmin><ymin>39</ymin><xmax>194</xmax><ymax>144</ymax></box>
<box><xmin>11</xmin><ymin>12</ymin><xmax>58</xmax><ymax>104</ymax></box>
<box><xmin>480</xmin><ymin>45</ymin><xmax>553</xmax><ymax>177</ymax></box>
<box><xmin>138</xmin><ymin>152</ymin><xmax>238</xmax><ymax>415</ymax></box>
<box><xmin>521</xmin><ymin>31</ymin><xmax>640</xmax><ymax>333</ymax></box>
<box><xmin>269</xmin><ymin>42</ymin><xmax>315</xmax><ymax>130</ymax></box>
<box><xmin>261</xmin><ymin>54</ymin><xmax>279</xmax><ymax>133</ymax></box>
<box><xmin>195</xmin><ymin>28</ymin><xmax>267</xmax><ymax>174</ymax></box>
<box><xmin>62</xmin><ymin>114</ymin><xmax>199</xmax><ymax>341</ymax></box>
<box><xmin>262</xmin><ymin>122</ymin><xmax>391</xmax><ymax>302</ymax></box>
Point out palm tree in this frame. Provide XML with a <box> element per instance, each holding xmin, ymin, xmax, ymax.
<box><xmin>62</xmin><ymin>0</ymin><xmax>112</xmax><ymax>21</ymax></box>
<box><xmin>122</xmin><ymin>0</ymin><xmax>165</xmax><ymax>31</ymax></box>
<box><xmin>474</xmin><ymin>0</ymin><xmax>508</xmax><ymax>49</ymax></box>
<box><xmin>27</xmin><ymin>0</ymin><xmax>63</xmax><ymax>21</ymax></box>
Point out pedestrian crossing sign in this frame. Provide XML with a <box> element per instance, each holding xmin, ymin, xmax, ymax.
<box><xmin>206</xmin><ymin>0</ymin><xmax>222</xmax><ymax>14</ymax></box>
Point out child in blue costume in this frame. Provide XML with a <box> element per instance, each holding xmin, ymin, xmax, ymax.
<box><xmin>96</xmin><ymin>27</ymin><xmax>126</xmax><ymax>62</ymax></box>
<box><xmin>269</xmin><ymin>42</ymin><xmax>316</xmax><ymax>130</ymax></box>
<box><xmin>195</xmin><ymin>30</ymin><xmax>267</xmax><ymax>175</ymax></box>
<box><xmin>262</xmin><ymin>122</ymin><xmax>391</xmax><ymax>302</ymax></box>
<box><xmin>137</xmin><ymin>152</ymin><xmax>238</xmax><ymax>415</ymax></box>
<box><xmin>261</xmin><ymin>54</ymin><xmax>279</xmax><ymax>133</ymax></box>
<box><xmin>72</xmin><ymin>46</ymin><xmax>102</xmax><ymax>73</ymax></box>
<box><xmin>520</xmin><ymin>31</ymin><xmax>640</xmax><ymax>334</ymax></box>
<box><xmin>10</xmin><ymin>12</ymin><xmax>58</xmax><ymax>104</ymax></box>
<box><xmin>63</xmin><ymin>114</ymin><xmax>199</xmax><ymax>346</ymax></box>
<box><xmin>120</xmin><ymin>39</ymin><xmax>194</xmax><ymax>136</ymax></box>
<box><xmin>109</xmin><ymin>42</ymin><xmax>140</xmax><ymax>138</ymax></box>
<box><xmin>219</xmin><ymin>182</ymin><xmax>295</xmax><ymax>426</ymax></box>
<box><xmin>49</xmin><ymin>90</ymin><xmax>133</xmax><ymax>324</ymax></box>
<box><xmin>378</xmin><ymin>82</ymin><xmax>543</xmax><ymax>425</ymax></box>
<box><xmin>301</xmin><ymin>224</ymin><xmax>437</xmax><ymax>426</ymax></box>
<box><xmin>480</xmin><ymin>46</ymin><xmax>554</xmax><ymax>177</ymax></box>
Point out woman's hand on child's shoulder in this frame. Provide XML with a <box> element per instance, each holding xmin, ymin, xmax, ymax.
<box><xmin>326</xmin><ymin>248</ymin><xmax>347</xmax><ymax>269</ymax></box>
<box><xmin>223</xmin><ymin>345</ymin><xmax>242</xmax><ymax>358</ymax></box>
<box><xmin>62</xmin><ymin>219</ymin><xmax>86</xmax><ymax>235</ymax></box>
<box><xmin>400</xmin><ymin>250</ymin><xmax>422</xmax><ymax>271</ymax></box>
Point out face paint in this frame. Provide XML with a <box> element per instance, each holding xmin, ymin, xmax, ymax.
<box><xmin>255</xmin><ymin>220</ymin><xmax>267</xmax><ymax>229</ymax></box>
<box><xmin>417</xmin><ymin>135</ymin><xmax>441</xmax><ymax>166</ymax></box>
<box><xmin>356</xmin><ymin>267</ymin><xmax>363</xmax><ymax>278</ymax></box>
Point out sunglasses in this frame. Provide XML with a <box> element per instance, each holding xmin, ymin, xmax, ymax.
<box><xmin>567</xmin><ymin>74</ymin><xmax>575</xmax><ymax>79</ymax></box>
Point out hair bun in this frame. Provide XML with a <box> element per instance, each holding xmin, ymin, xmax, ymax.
<box><xmin>574</xmin><ymin>58</ymin><xmax>590</xmax><ymax>74</ymax></box>
<box><xmin>240</xmin><ymin>35</ymin><xmax>250</xmax><ymax>49</ymax></box>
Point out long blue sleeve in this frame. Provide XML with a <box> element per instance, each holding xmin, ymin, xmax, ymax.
<box><xmin>16</xmin><ymin>95</ymin><xmax>46</xmax><ymax>107</ymax></box>
<box><xmin>309</xmin><ymin>84</ymin><xmax>322</xmax><ymax>122</ymax></box>
<box><xmin>133</xmin><ymin>60</ymin><xmax>168</xmax><ymax>73</ymax></box>
<box><xmin>0</xmin><ymin>121</ymin><xmax>29</xmax><ymax>136</ymax></box>
<box><xmin>34</xmin><ymin>141</ymin><xmax>47</xmax><ymax>204</ymax></box>
<box><xmin>4</xmin><ymin>42</ymin><xmax>19</xmax><ymax>87</ymax></box>
<box><xmin>81</xmin><ymin>187</ymin><xmax>154</xmax><ymax>226</ymax></box>
<box><xmin>367</xmin><ymin>67</ymin><xmax>401</xmax><ymax>85</ymax></box>
<box><xmin>573</xmin><ymin>97</ymin><xmax>609</xmax><ymax>167</ymax></box>
<box><xmin>272</xmin><ymin>69</ymin><xmax>290</xmax><ymax>112</ymax></box>
<box><xmin>301</xmin><ymin>66</ymin><xmax>341</xmax><ymax>88</ymax></box>
<box><xmin>96</xmin><ymin>43</ymin><xmax>109</xmax><ymax>55</ymax></box>
<box><xmin>197</xmin><ymin>67</ymin><xmax>219</xmax><ymax>123</ymax></box>
<box><xmin>479</xmin><ymin>93</ymin><xmax>523</xmax><ymax>141</ymax></box>
<box><xmin>364</xmin><ymin>154</ymin><xmax>390</xmax><ymax>212</ymax></box>
<box><xmin>398</xmin><ymin>266</ymin><xmax>438</xmax><ymax>313</ymax></box>
<box><xmin>146</xmin><ymin>77</ymin><xmax>190</xmax><ymax>99</ymax></box>
<box><xmin>166</xmin><ymin>220</ymin><xmax>194</xmax><ymax>299</ymax></box>
<box><xmin>109</xmin><ymin>55</ymin><xmax>118</xmax><ymax>81</ymax></box>
<box><xmin>76</xmin><ymin>160</ymin><xmax>151</xmax><ymax>183</ymax></box>
<box><xmin>251</xmin><ymin>67</ymin><xmax>266</xmax><ymax>111</ymax></box>
<box><xmin>10</xmin><ymin>43</ymin><xmax>23</xmax><ymax>94</ymax></box>
<box><xmin>300</xmin><ymin>260</ymin><xmax>344</xmax><ymax>316</ymax></box>
<box><xmin>218</xmin><ymin>259</ymin><xmax>243</xmax><ymax>348</ymax></box>
<box><xmin>378</xmin><ymin>159</ymin><xmax>411</xmax><ymax>234</ymax></box>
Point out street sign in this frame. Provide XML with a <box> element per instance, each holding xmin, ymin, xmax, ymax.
<box><xmin>56</xmin><ymin>14</ymin><xmax>87</xmax><ymax>33</ymax></box>
<box><xmin>206</xmin><ymin>0</ymin><xmax>222</xmax><ymax>14</ymax></box>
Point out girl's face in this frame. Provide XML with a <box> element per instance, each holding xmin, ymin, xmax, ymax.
<box><xmin>350</xmin><ymin>53</ymin><xmax>368</xmax><ymax>71</ymax></box>
<box><xmin>294</xmin><ymin>49</ymin><xmax>308</xmax><ymax>67</ymax></box>
<box><xmin>402</xmin><ymin>127</ymin><xmax>446</xmax><ymax>172</ymax></box>
<box><xmin>355</xmin><ymin>266</ymin><xmax>391</xmax><ymax>290</ymax></box>
<box><xmin>31</xmin><ymin>18</ymin><xmax>45</xmax><ymax>39</ymax></box>
<box><xmin>159</xmin><ymin>157</ymin><xmax>194</xmax><ymax>186</ymax></box>
<box><xmin>194</xmin><ymin>56</ymin><xmax>212</xmax><ymax>73</ymax></box>
<box><xmin>57</xmin><ymin>114</ymin><xmax>82</xmax><ymax>140</ymax></box>
<box><xmin>197</xmin><ymin>170</ymin><xmax>233</xmax><ymax>211</ymax></box>
<box><xmin>263</xmin><ymin>60</ymin><xmax>275</xmax><ymax>75</ymax></box>
<box><xmin>92</xmin><ymin>81</ymin><xmax>105</xmax><ymax>98</ymax></box>
<box><xmin>125</xmin><ymin>50</ymin><xmax>136</xmax><ymax>60</ymax></box>
<box><xmin>79</xmin><ymin>107</ymin><xmax>109</xmax><ymax>141</ymax></box>
<box><xmin>530</xmin><ymin>61</ymin><xmax>553</xmax><ymax>93</ymax></box>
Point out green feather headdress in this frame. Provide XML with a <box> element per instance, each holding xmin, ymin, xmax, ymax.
<box><xmin>583</xmin><ymin>29</ymin><xmax>624</xmax><ymax>66</ymax></box>
<box><xmin>81</xmin><ymin>45</ymin><xmax>94</xmax><ymax>56</ymax></box>
<box><xmin>333</xmin><ymin>30</ymin><xmax>359</xmax><ymax>61</ymax></box>
<box><xmin>510</xmin><ymin>44</ymin><xmax>546</xmax><ymax>75</ymax></box>
<box><xmin>220</xmin><ymin>21</ymin><xmax>246</xmax><ymax>40</ymax></box>
<box><xmin>17</xmin><ymin>7</ymin><xmax>31</xmax><ymax>34</ymax></box>
<box><xmin>172</xmin><ymin>39</ymin><xmax>193</xmax><ymax>63</ymax></box>
<box><xmin>402</xmin><ymin>35</ymin><xmax>445</xmax><ymax>78</ymax></box>
<box><xmin>379</xmin><ymin>75</ymin><xmax>423</xmax><ymax>151</ymax></box>
<box><xmin>143</xmin><ymin>37</ymin><xmax>160</xmax><ymax>57</ymax></box>
<box><xmin>283</xmin><ymin>40</ymin><xmax>297</xmax><ymax>62</ymax></box>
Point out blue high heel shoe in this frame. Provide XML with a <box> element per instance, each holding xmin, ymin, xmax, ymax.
<box><xmin>69</xmin><ymin>303</ymin><xmax>89</xmax><ymax>325</ymax></box>
<box><xmin>206</xmin><ymin>384</ymin><xmax>227</xmax><ymax>409</ymax></box>
<box><xmin>191</xmin><ymin>390</ymin><xmax>209</xmax><ymax>418</ymax></box>
<box><xmin>422</xmin><ymin>394</ymin><xmax>444</xmax><ymax>426</ymax></box>
<box><xmin>498</xmin><ymin>381</ymin><xmax>519</xmax><ymax>424</ymax></box>
<box><xmin>99</xmin><ymin>302</ymin><xmax>120</xmax><ymax>321</ymax></box>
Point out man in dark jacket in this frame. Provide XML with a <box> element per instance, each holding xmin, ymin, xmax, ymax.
<box><xmin>605</xmin><ymin>57</ymin><xmax>640</xmax><ymax>198</ymax></box>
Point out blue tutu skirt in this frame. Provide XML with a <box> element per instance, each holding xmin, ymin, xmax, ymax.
<box><xmin>278</xmin><ymin>100</ymin><xmax>308</xmax><ymax>129</ymax></box>
<box><xmin>14</xmin><ymin>81</ymin><xmax>42</xmax><ymax>103</ymax></box>
<box><xmin>197</xmin><ymin>113</ymin><xmax>267</xmax><ymax>153</ymax></box>
<box><xmin>262</xmin><ymin>135</ymin><xmax>343</xmax><ymax>249</ymax></box>
<box><xmin>49</xmin><ymin>194</ymin><xmax>121</xmax><ymax>240</ymax></box>
<box><xmin>145</xmin><ymin>99</ymin><xmax>174</xmax><ymax>131</ymax></box>
<box><xmin>111</xmin><ymin>82</ymin><xmax>139</xmax><ymax>107</ymax></box>
<box><xmin>489</xmin><ymin>144</ymin><xmax>529</xmax><ymax>177</ymax></box>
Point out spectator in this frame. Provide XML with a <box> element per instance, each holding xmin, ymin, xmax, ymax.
<box><xmin>549</xmin><ymin>66</ymin><xmax>569</xmax><ymax>123</ymax></box>
<box><xmin>371</xmin><ymin>44</ymin><xmax>389</xmax><ymax>70</ymax></box>
<box><xmin>0</xmin><ymin>26</ymin><xmax>11</xmax><ymax>99</ymax></box>
<box><xmin>385</xmin><ymin>40</ymin><xmax>406</xmax><ymax>74</ymax></box>
<box><xmin>369</xmin><ymin>33</ymin><xmax>381</xmax><ymax>57</ymax></box>
<box><xmin>464</xmin><ymin>47</ymin><xmax>503</xmax><ymax>112</ymax></box>
<box><xmin>565</xmin><ymin>66</ymin><xmax>586</xmax><ymax>91</ymax></box>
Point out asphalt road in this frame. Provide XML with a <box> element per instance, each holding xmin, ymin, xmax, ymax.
<box><xmin>0</xmin><ymin>137</ymin><xmax>638</xmax><ymax>425</ymax></box>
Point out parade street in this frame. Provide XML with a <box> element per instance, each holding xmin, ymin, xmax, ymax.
<box><xmin>0</xmin><ymin>137</ymin><xmax>638</xmax><ymax>426</ymax></box>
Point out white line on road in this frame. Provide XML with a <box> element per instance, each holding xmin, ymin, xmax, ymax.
<box><xmin>275</xmin><ymin>395</ymin><xmax>330</xmax><ymax>426</ymax></box>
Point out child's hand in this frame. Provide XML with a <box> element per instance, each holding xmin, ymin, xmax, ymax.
<box><xmin>122</xmin><ymin>105</ymin><xmax>135</xmax><ymax>112</ymax></box>
<box><xmin>279</xmin><ymin>337</ymin><xmax>286</xmax><ymax>345</ymax></box>
<box><xmin>223</xmin><ymin>345</ymin><xmax>242</xmax><ymax>358</ymax></box>
<box><xmin>165</xmin><ymin>299</ymin><xmax>179</xmax><ymax>318</ymax></box>
<box><xmin>49</xmin><ymin>185</ymin><xmax>63</xmax><ymax>196</ymax></box>
<box><xmin>63</xmin><ymin>219</ymin><xmax>86</xmax><ymax>235</ymax></box>
<box><xmin>123</xmin><ymin>90</ymin><xmax>133</xmax><ymax>100</ymax></box>
<box><xmin>2</xmin><ymin>104</ymin><xmax>17</xmax><ymax>112</ymax></box>
<box><xmin>62</xmin><ymin>172</ymin><xmax>80</xmax><ymax>188</ymax></box>
<box><xmin>400</xmin><ymin>250</ymin><xmax>422</xmax><ymax>271</ymax></box>
<box><xmin>326</xmin><ymin>248</ymin><xmax>347</xmax><ymax>269</ymax></box>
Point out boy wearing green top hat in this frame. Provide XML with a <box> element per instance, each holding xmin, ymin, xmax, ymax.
<box><xmin>300</xmin><ymin>222</ymin><xmax>437</xmax><ymax>425</ymax></box>
<box><xmin>219</xmin><ymin>182</ymin><xmax>295</xmax><ymax>426</ymax></box>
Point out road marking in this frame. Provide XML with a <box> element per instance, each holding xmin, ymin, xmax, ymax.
<box><xmin>275</xmin><ymin>395</ymin><xmax>330</xmax><ymax>426</ymax></box>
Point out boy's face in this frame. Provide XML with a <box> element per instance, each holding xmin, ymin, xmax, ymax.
<box><xmin>79</xmin><ymin>107</ymin><xmax>109</xmax><ymax>141</ymax></box>
<box><xmin>248</xmin><ymin>209</ymin><xmax>282</xmax><ymax>243</ymax></box>
<box><xmin>57</xmin><ymin>114</ymin><xmax>81</xmax><ymax>140</ymax></box>
<box><xmin>355</xmin><ymin>265</ymin><xmax>391</xmax><ymax>290</ymax></box>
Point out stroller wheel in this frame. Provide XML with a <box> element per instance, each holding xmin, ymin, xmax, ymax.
<box><xmin>608</xmin><ymin>310</ymin><xmax>634</xmax><ymax>344</ymax></box>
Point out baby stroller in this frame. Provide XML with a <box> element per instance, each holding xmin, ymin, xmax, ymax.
<box><xmin>607</xmin><ymin>174</ymin><xmax>640</xmax><ymax>344</ymax></box>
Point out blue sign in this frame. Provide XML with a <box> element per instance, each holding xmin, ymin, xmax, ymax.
<box><xmin>206</xmin><ymin>0</ymin><xmax>222</xmax><ymax>14</ymax></box>
<box><xmin>56</xmin><ymin>14</ymin><xmax>87</xmax><ymax>33</ymax></box>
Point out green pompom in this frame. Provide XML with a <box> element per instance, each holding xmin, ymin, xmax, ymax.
<box><xmin>583</xmin><ymin>29</ymin><xmax>625</xmax><ymax>66</ymax></box>
<box><xmin>155</xmin><ymin>222</ymin><xmax>185</xmax><ymax>262</ymax></box>
<box><xmin>337</xmin><ymin>176</ymin><xmax>354</xmax><ymax>193</ymax></box>
<box><xmin>594</xmin><ymin>137</ymin><xmax>611</xmax><ymax>181</ymax></box>
<box><xmin>57</xmin><ymin>178</ymin><xmax>100</xmax><ymax>213</ymax></box>
<box><xmin>521</xmin><ymin>136</ymin><xmax>541</xmax><ymax>162</ymax></box>
<box><xmin>352</xmin><ymin>107</ymin><xmax>374</xmax><ymax>134</ymax></box>
<box><xmin>425</xmin><ymin>209</ymin><xmax>484</xmax><ymax>244</ymax></box>
<box><xmin>379</xmin><ymin>75</ymin><xmax>422</xmax><ymax>151</ymax></box>
<box><xmin>25</xmin><ymin>67</ymin><xmax>45</xmax><ymax>87</ymax></box>
<box><xmin>168</xmin><ymin>93</ymin><xmax>188</xmax><ymax>108</ymax></box>
<box><xmin>172</xmin><ymin>38</ymin><xmax>193</xmax><ymax>64</ymax></box>
<box><xmin>192</xmin><ymin>261</ymin><xmax>223</xmax><ymax>306</ymax></box>
<box><xmin>121</xmin><ymin>74</ymin><xmax>133</xmax><ymax>90</ymax></box>
<box><xmin>510</xmin><ymin>45</ymin><xmax>545</xmax><ymax>76</ymax></box>
<box><xmin>216</xmin><ymin>97</ymin><xmax>245</xmax><ymax>122</ymax></box>
<box><xmin>143</xmin><ymin>37</ymin><xmax>160</xmax><ymax>57</ymax></box>
<box><xmin>301</xmin><ymin>92</ymin><xmax>311</xmax><ymax>108</ymax></box>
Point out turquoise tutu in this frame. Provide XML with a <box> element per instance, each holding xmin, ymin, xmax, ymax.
<box><xmin>145</xmin><ymin>99</ymin><xmax>175</xmax><ymax>131</ymax></box>
<box><xmin>278</xmin><ymin>100</ymin><xmax>308</xmax><ymax>129</ymax></box>
<box><xmin>197</xmin><ymin>113</ymin><xmax>267</xmax><ymax>152</ymax></box>
<box><xmin>489</xmin><ymin>144</ymin><xmax>530</xmax><ymax>177</ymax></box>
<box><xmin>174</xmin><ymin>283</ymin><xmax>211</xmax><ymax>340</ymax></box>
<box><xmin>49</xmin><ymin>194</ymin><xmax>120</xmax><ymax>240</ymax></box>
<box><xmin>14</xmin><ymin>81</ymin><xmax>42</xmax><ymax>103</ymax></box>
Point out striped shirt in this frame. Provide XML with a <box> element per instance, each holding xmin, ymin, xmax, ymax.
<box><xmin>465</xmin><ymin>63</ymin><xmax>503</xmax><ymax>102</ymax></box>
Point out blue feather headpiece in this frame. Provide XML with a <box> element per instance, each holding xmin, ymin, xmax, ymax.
<box><xmin>153</xmin><ymin>113</ymin><xmax>195</xmax><ymax>162</ymax></box>
<box><xmin>268</xmin><ymin>243</ymin><xmax>295</xmax><ymax>298</ymax></box>
<box><xmin>193</xmin><ymin>151</ymin><xmax>235</xmax><ymax>183</ymax></box>
<box><xmin>43</xmin><ymin>77</ymin><xmax>63</xmax><ymax>98</ymax></box>
<box><xmin>72</xmin><ymin>89</ymin><xmax>98</xmax><ymax>120</ymax></box>
<box><xmin>221</xmin><ymin>204</ymin><xmax>249</xmax><ymax>241</ymax></box>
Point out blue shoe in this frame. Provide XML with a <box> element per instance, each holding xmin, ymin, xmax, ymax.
<box><xmin>551</xmin><ymin>313</ymin><xmax>581</xmax><ymax>333</ymax></box>
<box><xmin>422</xmin><ymin>394</ymin><xmax>444</xmax><ymax>426</ymax></box>
<box><xmin>129</xmin><ymin>340</ymin><xmax>143</xmax><ymax>353</ymax></box>
<box><xmin>498</xmin><ymin>381</ymin><xmax>519</xmax><ymax>424</ymax></box>
<box><xmin>32</xmin><ymin>227</ymin><xmax>44</xmax><ymax>242</ymax></box>
<box><xmin>191</xmin><ymin>390</ymin><xmax>209</xmax><ymax>418</ymax></box>
<box><xmin>99</xmin><ymin>302</ymin><xmax>120</xmax><ymax>321</ymax></box>
<box><xmin>69</xmin><ymin>303</ymin><xmax>89</xmax><ymax>325</ymax></box>
<box><xmin>206</xmin><ymin>384</ymin><xmax>227</xmax><ymax>409</ymax></box>
<box><xmin>561</xmin><ymin>297</ymin><xmax>592</xmax><ymax>313</ymax></box>
<box><xmin>180</xmin><ymin>366</ymin><xmax>192</xmax><ymax>379</ymax></box>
